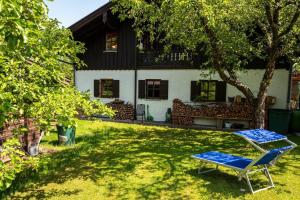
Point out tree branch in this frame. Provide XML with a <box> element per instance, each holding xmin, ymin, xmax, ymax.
<box><xmin>279</xmin><ymin>4</ymin><xmax>300</xmax><ymax>37</ymax></box>
<box><xmin>26</xmin><ymin>59</ymin><xmax>71</xmax><ymax>86</ymax></box>
<box><xmin>198</xmin><ymin>13</ymin><xmax>255</xmax><ymax>103</ymax></box>
<box><xmin>273</xmin><ymin>0</ymin><xmax>281</xmax><ymax>27</ymax></box>
<box><xmin>265</xmin><ymin>2</ymin><xmax>275</xmax><ymax>33</ymax></box>
<box><xmin>265</xmin><ymin>1</ymin><xmax>280</xmax><ymax>39</ymax></box>
<box><xmin>258</xmin><ymin>22</ymin><xmax>273</xmax><ymax>45</ymax></box>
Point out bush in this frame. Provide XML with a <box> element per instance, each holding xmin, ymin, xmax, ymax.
<box><xmin>0</xmin><ymin>138</ymin><xmax>39</xmax><ymax>193</ymax></box>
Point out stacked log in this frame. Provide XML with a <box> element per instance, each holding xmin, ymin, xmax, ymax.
<box><xmin>172</xmin><ymin>99</ymin><xmax>193</xmax><ymax>125</ymax></box>
<box><xmin>107</xmin><ymin>100</ymin><xmax>134</xmax><ymax>121</ymax></box>
<box><xmin>172</xmin><ymin>99</ymin><xmax>254</xmax><ymax>126</ymax></box>
<box><xmin>0</xmin><ymin>119</ymin><xmax>41</xmax><ymax>148</ymax></box>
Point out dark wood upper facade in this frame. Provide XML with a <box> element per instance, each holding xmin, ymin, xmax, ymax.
<box><xmin>71</xmin><ymin>4</ymin><xmax>137</xmax><ymax>70</ymax></box>
<box><xmin>70</xmin><ymin>2</ymin><xmax>201</xmax><ymax>70</ymax></box>
<box><xmin>70</xmin><ymin>2</ymin><xmax>290</xmax><ymax>71</ymax></box>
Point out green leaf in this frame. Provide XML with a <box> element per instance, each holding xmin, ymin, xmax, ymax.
<box><xmin>0</xmin><ymin>0</ymin><xmax>2</xmax><ymax>13</ymax></box>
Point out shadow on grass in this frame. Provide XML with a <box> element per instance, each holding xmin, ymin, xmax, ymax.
<box><xmin>4</xmin><ymin>122</ymin><xmax>300</xmax><ymax>199</ymax></box>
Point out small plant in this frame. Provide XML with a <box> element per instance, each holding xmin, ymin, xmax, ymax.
<box><xmin>0</xmin><ymin>138</ymin><xmax>38</xmax><ymax>192</ymax></box>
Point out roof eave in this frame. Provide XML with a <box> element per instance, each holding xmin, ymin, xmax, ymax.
<box><xmin>69</xmin><ymin>1</ymin><xmax>112</xmax><ymax>33</ymax></box>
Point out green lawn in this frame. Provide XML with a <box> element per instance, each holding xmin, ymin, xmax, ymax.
<box><xmin>5</xmin><ymin>120</ymin><xmax>300</xmax><ymax>200</ymax></box>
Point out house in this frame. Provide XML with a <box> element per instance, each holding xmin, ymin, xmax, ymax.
<box><xmin>70</xmin><ymin>2</ymin><xmax>292</xmax><ymax>126</ymax></box>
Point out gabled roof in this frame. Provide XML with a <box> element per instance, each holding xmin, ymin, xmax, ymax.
<box><xmin>69</xmin><ymin>2</ymin><xmax>112</xmax><ymax>33</ymax></box>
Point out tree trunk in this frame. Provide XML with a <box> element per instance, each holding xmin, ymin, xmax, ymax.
<box><xmin>254</xmin><ymin>93</ymin><xmax>267</xmax><ymax>129</ymax></box>
<box><xmin>23</xmin><ymin>116</ymin><xmax>29</xmax><ymax>152</ymax></box>
<box><xmin>254</xmin><ymin>55</ymin><xmax>277</xmax><ymax>128</ymax></box>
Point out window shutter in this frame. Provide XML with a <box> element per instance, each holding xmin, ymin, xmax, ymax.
<box><xmin>216</xmin><ymin>81</ymin><xmax>227</xmax><ymax>102</ymax></box>
<box><xmin>160</xmin><ymin>80</ymin><xmax>169</xmax><ymax>100</ymax></box>
<box><xmin>138</xmin><ymin>80</ymin><xmax>146</xmax><ymax>99</ymax></box>
<box><xmin>94</xmin><ymin>80</ymin><xmax>100</xmax><ymax>97</ymax></box>
<box><xmin>191</xmin><ymin>81</ymin><xmax>200</xmax><ymax>101</ymax></box>
<box><xmin>113</xmin><ymin>80</ymin><xmax>120</xmax><ymax>98</ymax></box>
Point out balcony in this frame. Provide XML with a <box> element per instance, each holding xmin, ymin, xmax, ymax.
<box><xmin>137</xmin><ymin>50</ymin><xmax>198</xmax><ymax>68</ymax></box>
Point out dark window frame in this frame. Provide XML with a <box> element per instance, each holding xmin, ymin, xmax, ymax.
<box><xmin>191</xmin><ymin>80</ymin><xmax>226</xmax><ymax>102</ymax></box>
<box><xmin>100</xmin><ymin>79</ymin><xmax>114</xmax><ymax>98</ymax></box>
<box><xmin>199</xmin><ymin>80</ymin><xmax>217</xmax><ymax>102</ymax></box>
<box><xmin>105</xmin><ymin>32</ymin><xmax>118</xmax><ymax>52</ymax></box>
<box><xmin>146</xmin><ymin>79</ymin><xmax>161</xmax><ymax>99</ymax></box>
<box><xmin>193</xmin><ymin>80</ymin><xmax>218</xmax><ymax>102</ymax></box>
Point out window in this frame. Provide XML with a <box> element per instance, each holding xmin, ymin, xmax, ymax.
<box><xmin>94</xmin><ymin>79</ymin><xmax>119</xmax><ymax>98</ymax></box>
<box><xmin>106</xmin><ymin>32</ymin><xmax>118</xmax><ymax>51</ymax></box>
<box><xmin>101</xmin><ymin>79</ymin><xmax>113</xmax><ymax>98</ymax></box>
<box><xmin>146</xmin><ymin>80</ymin><xmax>161</xmax><ymax>98</ymax></box>
<box><xmin>138</xmin><ymin>80</ymin><xmax>168</xmax><ymax>100</ymax></box>
<box><xmin>191</xmin><ymin>80</ymin><xmax>226</xmax><ymax>102</ymax></box>
<box><xmin>199</xmin><ymin>81</ymin><xmax>216</xmax><ymax>101</ymax></box>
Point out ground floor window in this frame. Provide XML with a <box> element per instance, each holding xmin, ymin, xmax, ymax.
<box><xmin>94</xmin><ymin>79</ymin><xmax>119</xmax><ymax>98</ymax></box>
<box><xmin>101</xmin><ymin>79</ymin><xmax>114</xmax><ymax>98</ymax></box>
<box><xmin>191</xmin><ymin>80</ymin><xmax>226</xmax><ymax>102</ymax></box>
<box><xmin>138</xmin><ymin>79</ymin><xmax>168</xmax><ymax>100</ymax></box>
<box><xmin>146</xmin><ymin>80</ymin><xmax>161</xmax><ymax>99</ymax></box>
<box><xmin>199</xmin><ymin>81</ymin><xmax>217</xmax><ymax>101</ymax></box>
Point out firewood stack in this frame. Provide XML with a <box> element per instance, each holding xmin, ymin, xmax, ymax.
<box><xmin>172</xmin><ymin>99</ymin><xmax>194</xmax><ymax>125</ymax></box>
<box><xmin>0</xmin><ymin>118</ymin><xmax>41</xmax><ymax>149</ymax></box>
<box><xmin>107</xmin><ymin>100</ymin><xmax>134</xmax><ymax>121</ymax></box>
<box><xmin>172</xmin><ymin>99</ymin><xmax>254</xmax><ymax>126</ymax></box>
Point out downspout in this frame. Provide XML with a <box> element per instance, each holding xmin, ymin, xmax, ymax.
<box><xmin>134</xmin><ymin>68</ymin><xmax>137</xmax><ymax>120</ymax></box>
<box><xmin>134</xmin><ymin>41</ymin><xmax>137</xmax><ymax>120</ymax></box>
<box><xmin>73</xmin><ymin>64</ymin><xmax>77</xmax><ymax>87</ymax></box>
<box><xmin>287</xmin><ymin>64</ymin><xmax>293</xmax><ymax>109</ymax></box>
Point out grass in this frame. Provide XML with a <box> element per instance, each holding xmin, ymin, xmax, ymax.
<box><xmin>4</xmin><ymin>120</ymin><xmax>300</xmax><ymax>200</ymax></box>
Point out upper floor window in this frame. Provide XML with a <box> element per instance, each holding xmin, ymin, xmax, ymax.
<box><xmin>106</xmin><ymin>32</ymin><xmax>118</xmax><ymax>52</ymax></box>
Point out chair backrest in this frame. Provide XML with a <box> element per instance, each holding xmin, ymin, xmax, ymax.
<box><xmin>136</xmin><ymin>104</ymin><xmax>145</xmax><ymax>116</ymax></box>
<box><xmin>254</xmin><ymin>146</ymin><xmax>293</xmax><ymax>166</ymax></box>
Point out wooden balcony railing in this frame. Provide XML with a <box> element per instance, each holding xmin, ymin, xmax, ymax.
<box><xmin>137</xmin><ymin>50</ymin><xmax>196</xmax><ymax>67</ymax></box>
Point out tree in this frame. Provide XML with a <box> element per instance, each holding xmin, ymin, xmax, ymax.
<box><xmin>0</xmin><ymin>0</ymin><xmax>114</xmax><ymax>192</ymax></box>
<box><xmin>0</xmin><ymin>0</ymin><xmax>114</xmax><ymax>130</ymax></box>
<box><xmin>112</xmin><ymin>0</ymin><xmax>300</xmax><ymax>128</ymax></box>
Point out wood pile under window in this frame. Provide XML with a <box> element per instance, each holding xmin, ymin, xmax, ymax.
<box><xmin>172</xmin><ymin>99</ymin><xmax>254</xmax><ymax>126</ymax></box>
<box><xmin>107</xmin><ymin>100</ymin><xmax>134</xmax><ymax>120</ymax></box>
<box><xmin>0</xmin><ymin>119</ymin><xmax>41</xmax><ymax>149</ymax></box>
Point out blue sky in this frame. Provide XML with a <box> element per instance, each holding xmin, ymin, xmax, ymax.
<box><xmin>45</xmin><ymin>0</ymin><xmax>109</xmax><ymax>27</ymax></box>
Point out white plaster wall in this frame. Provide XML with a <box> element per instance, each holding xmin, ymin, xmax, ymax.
<box><xmin>137</xmin><ymin>69</ymin><xmax>289</xmax><ymax>121</ymax></box>
<box><xmin>75</xmin><ymin>70</ymin><xmax>135</xmax><ymax>104</ymax></box>
<box><xmin>75</xmin><ymin>69</ymin><xmax>289</xmax><ymax>122</ymax></box>
<box><xmin>226</xmin><ymin>69</ymin><xmax>289</xmax><ymax>109</ymax></box>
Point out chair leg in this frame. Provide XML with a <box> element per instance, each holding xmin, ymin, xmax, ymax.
<box><xmin>245</xmin><ymin>173</ymin><xmax>254</xmax><ymax>194</ymax></box>
<box><xmin>243</xmin><ymin>166</ymin><xmax>275</xmax><ymax>194</ymax></box>
<box><xmin>198</xmin><ymin>162</ymin><xmax>218</xmax><ymax>174</ymax></box>
<box><xmin>198</xmin><ymin>162</ymin><xmax>206</xmax><ymax>174</ymax></box>
<box><xmin>264</xmin><ymin>165</ymin><xmax>275</xmax><ymax>188</ymax></box>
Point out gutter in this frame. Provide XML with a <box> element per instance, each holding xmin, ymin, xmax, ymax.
<box><xmin>73</xmin><ymin>64</ymin><xmax>76</xmax><ymax>87</ymax></box>
<box><xmin>134</xmin><ymin>44</ymin><xmax>137</xmax><ymax>120</ymax></box>
<box><xmin>287</xmin><ymin>64</ymin><xmax>293</xmax><ymax>109</ymax></box>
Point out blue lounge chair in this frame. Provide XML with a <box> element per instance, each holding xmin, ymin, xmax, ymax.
<box><xmin>192</xmin><ymin>129</ymin><xmax>297</xmax><ymax>194</ymax></box>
